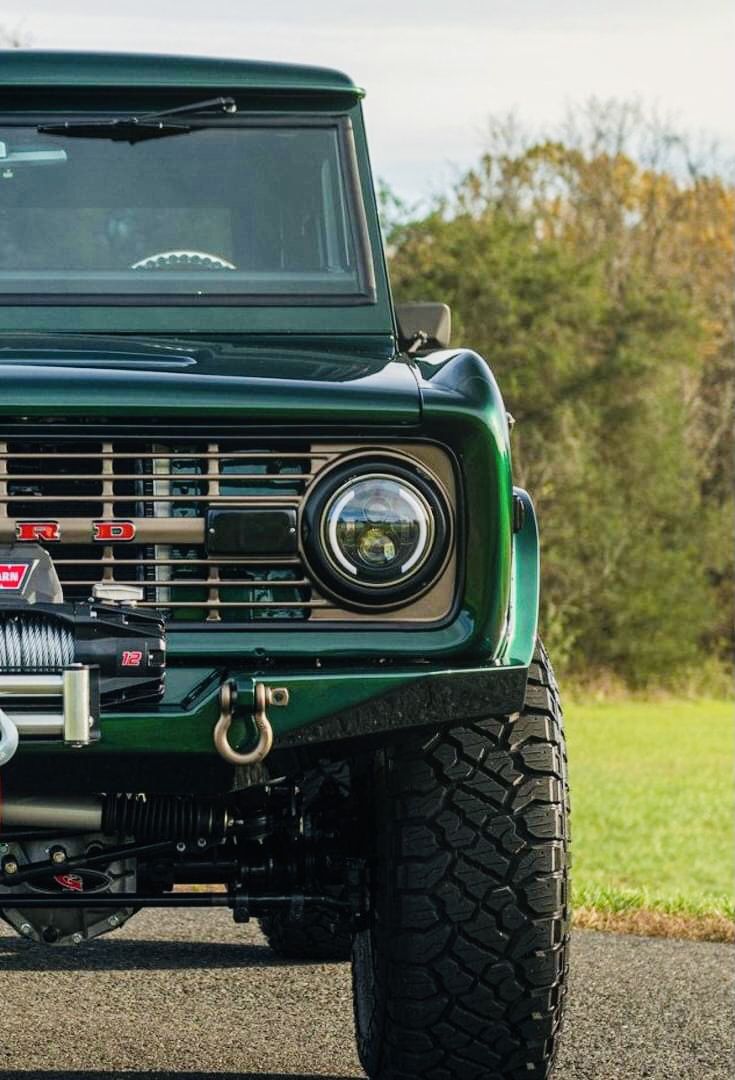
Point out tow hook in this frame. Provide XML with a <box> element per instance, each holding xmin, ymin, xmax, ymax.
<box><xmin>213</xmin><ymin>681</ymin><xmax>289</xmax><ymax>766</ymax></box>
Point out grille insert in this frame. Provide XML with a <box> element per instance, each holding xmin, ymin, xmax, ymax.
<box><xmin>0</xmin><ymin>437</ymin><xmax>335</xmax><ymax>624</ymax></box>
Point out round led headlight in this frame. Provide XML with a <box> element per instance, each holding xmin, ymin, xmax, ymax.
<box><xmin>302</xmin><ymin>459</ymin><xmax>451</xmax><ymax>609</ymax></box>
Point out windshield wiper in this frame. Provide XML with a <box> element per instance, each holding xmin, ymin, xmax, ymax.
<box><xmin>37</xmin><ymin>96</ymin><xmax>238</xmax><ymax>143</ymax></box>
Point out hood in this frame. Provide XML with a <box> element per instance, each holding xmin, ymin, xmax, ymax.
<box><xmin>0</xmin><ymin>334</ymin><xmax>420</xmax><ymax>427</ymax></box>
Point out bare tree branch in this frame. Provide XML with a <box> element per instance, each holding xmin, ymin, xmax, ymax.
<box><xmin>0</xmin><ymin>19</ymin><xmax>30</xmax><ymax>48</ymax></box>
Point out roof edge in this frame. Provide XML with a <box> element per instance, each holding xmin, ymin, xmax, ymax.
<box><xmin>0</xmin><ymin>50</ymin><xmax>365</xmax><ymax>98</ymax></box>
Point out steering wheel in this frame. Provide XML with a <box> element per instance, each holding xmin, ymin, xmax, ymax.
<box><xmin>131</xmin><ymin>250</ymin><xmax>236</xmax><ymax>270</ymax></box>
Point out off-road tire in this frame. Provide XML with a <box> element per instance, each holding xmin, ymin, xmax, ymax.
<box><xmin>259</xmin><ymin>760</ymin><xmax>353</xmax><ymax>961</ymax></box>
<box><xmin>259</xmin><ymin>905</ymin><xmax>352</xmax><ymax>961</ymax></box>
<box><xmin>352</xmin><ymin>641</ymin><xmax>570</xmax><ymax>1079</ymax></box>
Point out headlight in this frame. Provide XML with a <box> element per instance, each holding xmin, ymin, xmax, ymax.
<box><xmin>302</xmin><ymin>459</ymin><xmax>451</xmax><ymax>609</ymax></box>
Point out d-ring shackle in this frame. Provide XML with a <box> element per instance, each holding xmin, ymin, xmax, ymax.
<box><xmin>213</xmin><ymin>681</ymin><xmax>289</xmax><ymax>766</ymax></box>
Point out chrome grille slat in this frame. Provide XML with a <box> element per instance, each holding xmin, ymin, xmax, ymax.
<box><xmin>0</xmin><ymin>494</ymin><xmax>303</xmax><ymax>503</ymax></box>
<box><xmin>205</xmin><ymin>442</ymin><xmax>221</xmax><ymax>622</ymax></box>
<box><xmin>60</xmin><ymin>579</ymin><xmax>311</xmax><ymax>588</ymax></box>
<box><xmin>101</xmin><ymin>441</ymin><xmax>114</xmax><ymax>582</ymax></box>
<box><xmin>4</xmin><ymin>473</ymin><xmax>319</xmax><ymax>482</ymax></box>
<box><xmin>0</xmin><ymin>441</ymin><xmax>7</xmax><ymax>521</ymax></box>
<box><xmin>135</xmin><ymin>601</ymin><xmax>330</xmax><ymax>609</ymax></box>
<box><xmin>51</xmin><ymin>558</ymin><xmax>303</xmax><ymax>566</ymax></box>
<box><xmin>0</xmin><ymin>452</ymin><xmax>330</xmax><ymax>460</ymax></box>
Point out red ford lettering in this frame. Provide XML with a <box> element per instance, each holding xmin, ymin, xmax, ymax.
<box><xmin>122</xmin><ymin>650</ymin><xmax>143</xmax><ymax>667</ymax></box>
<box><xmin>0</xmin><ymin>563</ymin><xmax>30</xmax><ymax>590</ymax></box>
<box><xmin>92</xmin><ymin>521</ymin><xmax>136</xmax><ymax>542</ymax></box>
<box><xmin>15</xmin><ymin>521</ymin><xmax>61</xmax><ymax>542</ymax></box>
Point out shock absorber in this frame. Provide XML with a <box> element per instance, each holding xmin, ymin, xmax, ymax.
<box><xmin>101</xmin><ymin>794</ymin><xmax>232</xmax><ymax>842</ymax></box>
<box><xmin>0</xmin><ymin>794</ymin><xmax>232</xmax><ymax>842</ymax></box>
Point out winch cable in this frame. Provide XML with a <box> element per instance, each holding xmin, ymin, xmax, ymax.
<box><xmin>0</xmin><ymin>616</ymin><xmax>75</xmax><ymax>671</ymax></box>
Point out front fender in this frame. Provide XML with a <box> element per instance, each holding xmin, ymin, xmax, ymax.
<box><xmin>416</xmin><ymin>348</ymin><xmax>514</xmax><ymax>658</ymax></box>
<box><xmin>500</xmin><ymin>487</ymin><xmax>540</xmax><ymax>668</ymax></box>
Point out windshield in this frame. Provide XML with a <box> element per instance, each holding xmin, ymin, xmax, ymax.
<box><xmin>0</xmin><ymin>119</ymin><xmax>373</xmax><ymax>304</ymax></box>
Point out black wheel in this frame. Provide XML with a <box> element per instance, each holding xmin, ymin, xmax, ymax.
<box><xmin>352</xmin><ymin>642</ymin><xmax>570</xmax><ymax>1080</ymax></box>
<box><xmin>259</xmin><ymin>759</ymin><xmax>353</xmax><ymax>962</ymax></box>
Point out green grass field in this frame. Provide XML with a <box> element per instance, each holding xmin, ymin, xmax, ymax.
<box><xmin>565</xmin><ymin>699</ymin><xmax>733</xmax><ymax>919</ymax></box>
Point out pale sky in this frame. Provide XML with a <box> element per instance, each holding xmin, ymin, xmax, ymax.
<box><xmin>2</xmin><ymin>0</ymin><xmax>733</xmax><ymax>200</ymax></box>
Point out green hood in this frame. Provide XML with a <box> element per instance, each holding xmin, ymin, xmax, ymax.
<box><xmin>0</xmin><ymin>334</ymin><xmax>419</xmax><ymax>427</ymax></box>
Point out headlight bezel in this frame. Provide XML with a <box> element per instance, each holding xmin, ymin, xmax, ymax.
<box><xmin>302</xmin><ymin>456</ymin><xmax>453</xmax><ymax>611</ymax></box>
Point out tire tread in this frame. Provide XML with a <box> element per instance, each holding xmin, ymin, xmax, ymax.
<box><xmin>353</xmin><ymin>641</ymin><xmax>570</xmax><ymax>1080</ymax></box>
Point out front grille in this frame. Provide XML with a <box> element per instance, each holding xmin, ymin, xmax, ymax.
<box><xmin>0</xmin><ymin>434</ymin><xmax>456</xmax><ymax>627</ymax></box>
<box><xmin>0</xmin><ymin>435</ymin><xmax>336</xmax><ymax>624</ymax></box>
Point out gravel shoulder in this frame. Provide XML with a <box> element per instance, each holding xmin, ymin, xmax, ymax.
<box><xmin>0</xmin><ymin>911</ymin><xmax>732</xmax><ymax>1079</ymax></box>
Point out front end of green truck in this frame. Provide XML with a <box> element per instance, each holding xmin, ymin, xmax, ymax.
<box><xmin>0</xmin><ymin>52</ymin><xmax>568</xmax><ymax>1080</ymax></box>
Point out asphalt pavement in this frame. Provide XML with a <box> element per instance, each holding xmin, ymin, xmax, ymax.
<box><xmin>0</xmin><ymin>909</ymin><xmax>731</xmax><ymax>1079</ymax></box>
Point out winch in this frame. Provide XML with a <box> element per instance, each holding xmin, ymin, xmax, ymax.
<box><xmin>0</xmin><ymin>544</ymin><xmax>165</xmax><ymax>766</ymax></box>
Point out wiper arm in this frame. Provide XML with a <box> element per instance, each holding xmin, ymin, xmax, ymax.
<box><xmin>137</xmin><ymin>96</ymin><xmax>238</xmax><ymax>122</ymax></box>
<box><xmin>37</xmin><ymin>96</ymin><xmax>238</xmax><ymax>143</ymax></box>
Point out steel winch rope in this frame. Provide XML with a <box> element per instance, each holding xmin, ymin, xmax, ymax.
<box><xmin>0</xmin><ymin>616</ymin><xmax>74</xmax><ymax>670</ymax></box>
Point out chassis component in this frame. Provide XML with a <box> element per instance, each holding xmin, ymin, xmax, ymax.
<box><xmin>0</xmin><ymin>793</ymin><xmax>232</xmax><ymax>839</ymax></box>
<box><xmin>0</xmin><ymin>832</ymin><xmax>136</xmax><ymax>945</ymax></box>
<box><xmin>259</xmin><ymin>759</ymin><xmax>353</xmax><ymax>960</ymax></box>
<box><xmin>0</xmin><ymin>778</ymin><xmax>367</xmax><ymax>946</ymax></box>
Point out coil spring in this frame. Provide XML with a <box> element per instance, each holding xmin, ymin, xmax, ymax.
<box><xmin>101</xmin><ymin>793</ymin><xmax>229</xmax><ymax>842</ymax></box>
<box><xmin>0</xmin><ymin>616</ymin><xmax>75</xmax><ymax>671</ymax></box>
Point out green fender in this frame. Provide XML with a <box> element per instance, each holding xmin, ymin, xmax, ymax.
<box><xmin>499</xmin><ymin>488</ymin><xmax>540</xmax><ymax>669</ymax></box>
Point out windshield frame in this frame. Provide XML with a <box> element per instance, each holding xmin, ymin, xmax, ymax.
<box><xmin>0</xmin><ymin>112</ymin><xmax>377</xmax><ymax>308</ymax></box>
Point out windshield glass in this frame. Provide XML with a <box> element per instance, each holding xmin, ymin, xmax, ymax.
<box><xmin>0</xmin><ymin>120</ymin><xmax>372</xmax><ymax>304</ymax></box>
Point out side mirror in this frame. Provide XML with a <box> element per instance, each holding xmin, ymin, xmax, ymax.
<box><xmin>396</xmin><ymin>302</ymin><xmax>452</xmax><ymax>352</ymax></box>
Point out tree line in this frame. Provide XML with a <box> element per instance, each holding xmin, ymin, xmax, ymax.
<box><xmin>384</xmin><ymin>104</ymin><xmax>733</xmax><ymax>689</ymax></box>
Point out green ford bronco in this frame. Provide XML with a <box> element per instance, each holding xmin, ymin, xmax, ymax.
<box><xmin>0</xmin><ymin>52</ymin><xmax>570</xmax><ymax>1079</ymax></box>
